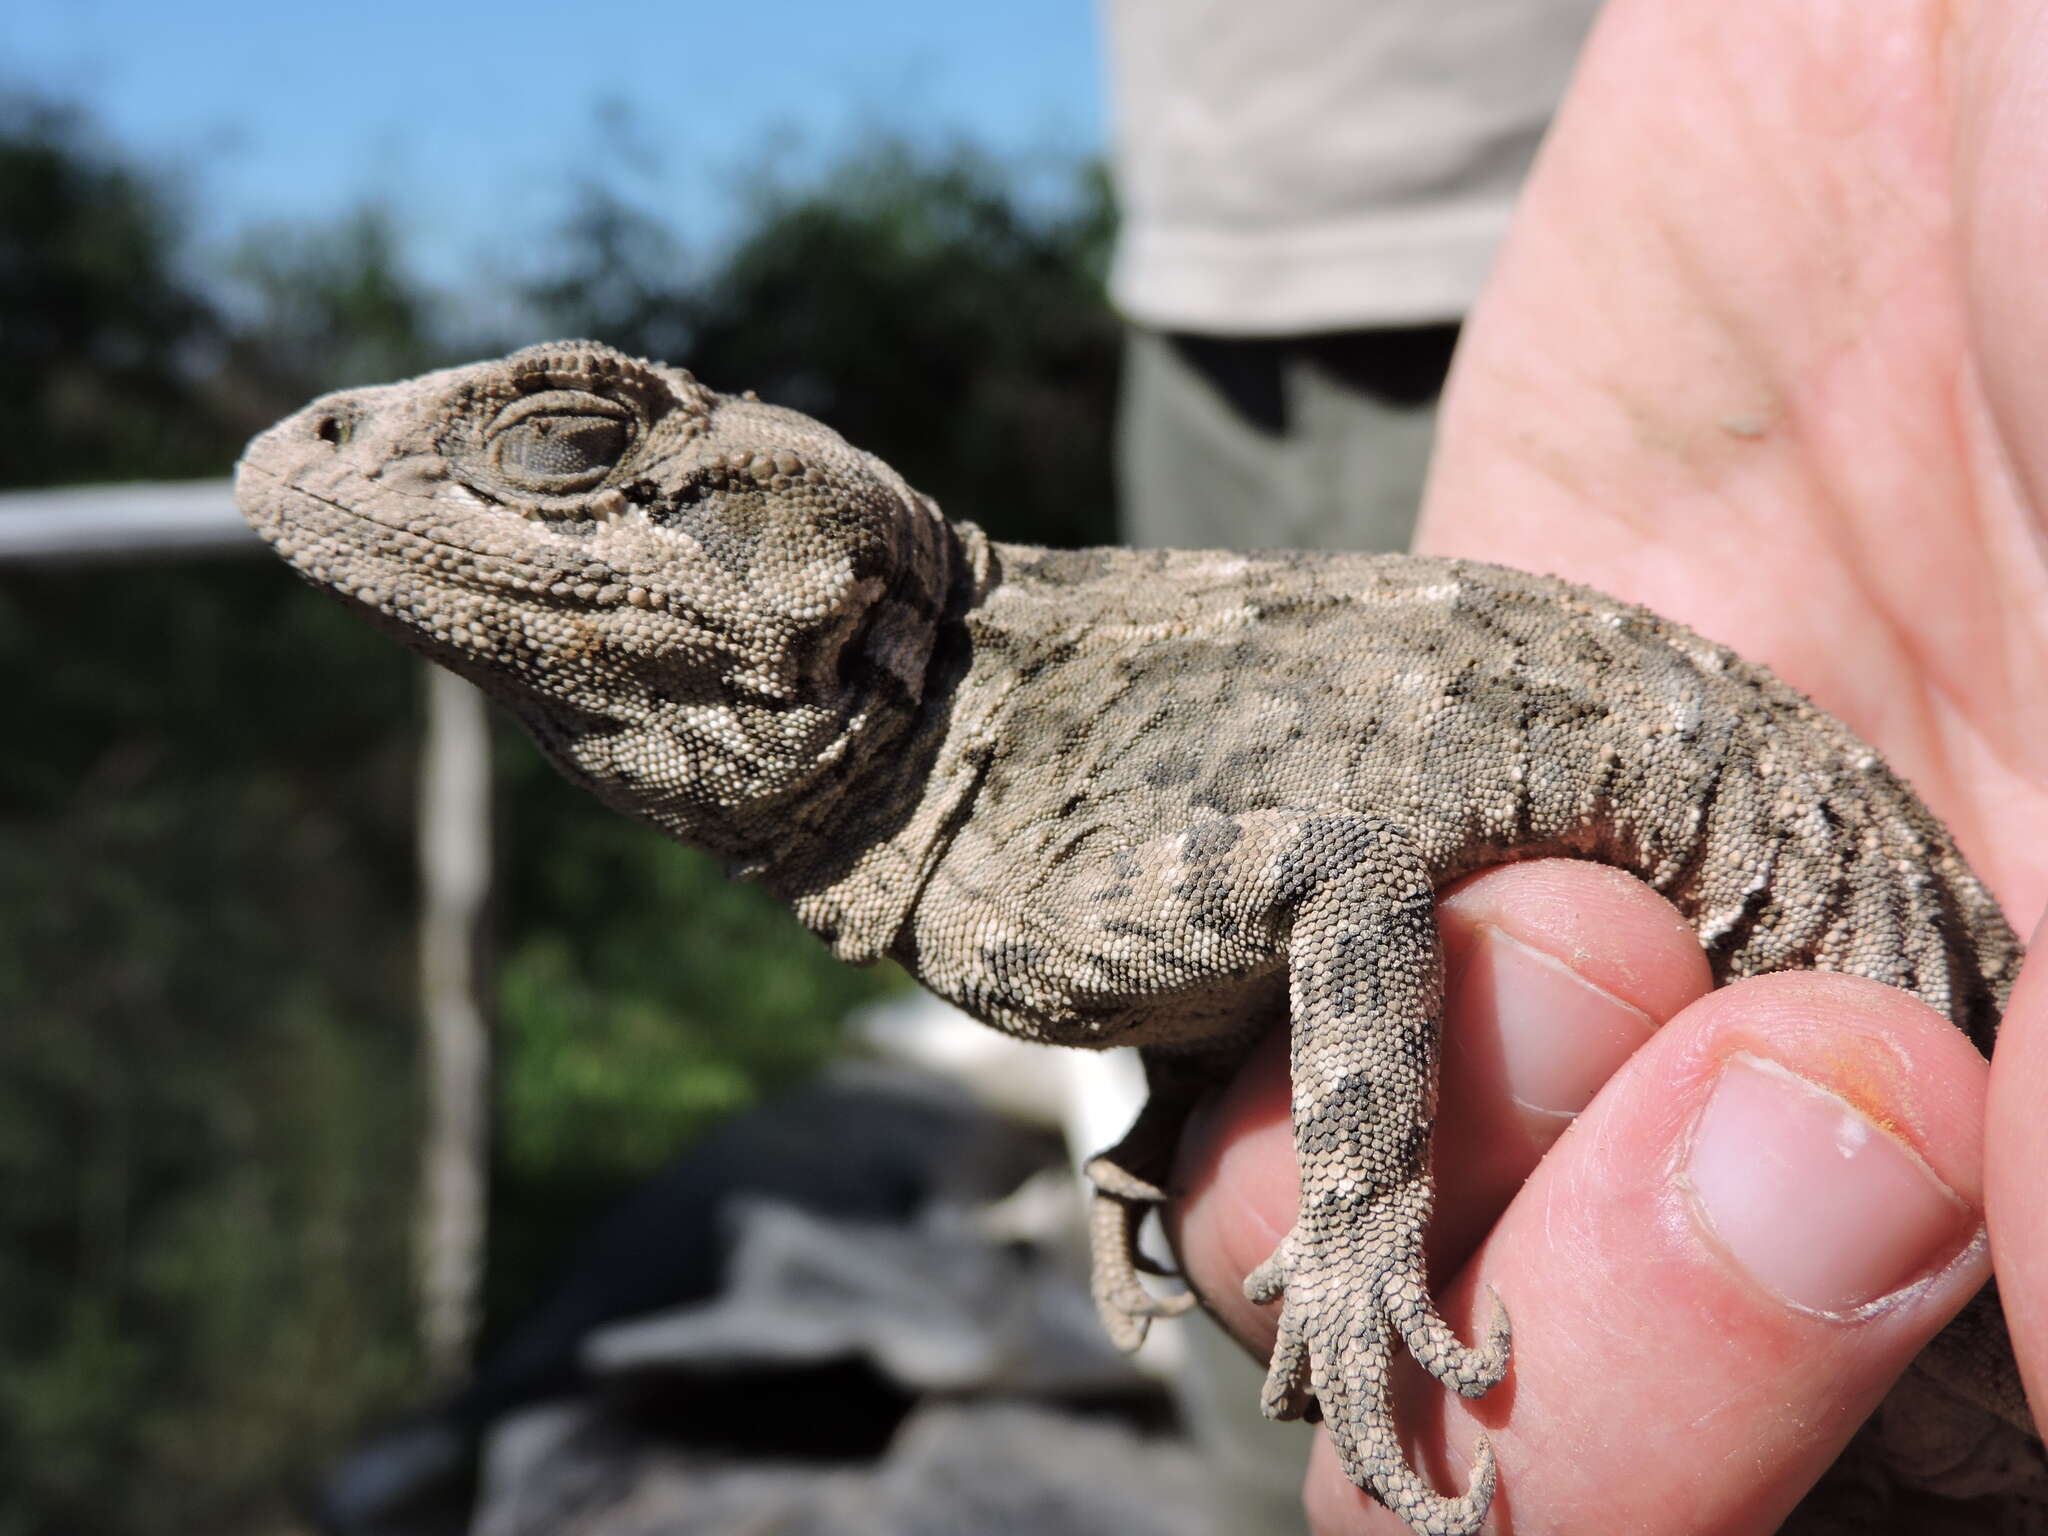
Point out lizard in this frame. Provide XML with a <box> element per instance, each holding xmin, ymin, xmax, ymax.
<box><xmin>235</xmin><ymin>340</ymin><xmax>2039</xmax><ymax>1533</ymax></box>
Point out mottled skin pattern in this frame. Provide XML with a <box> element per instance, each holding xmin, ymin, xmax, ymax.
<box><xmin>237</xmin><ymin>343</ymin><xmax>2038</xmax><ymax>1533</ymax></box>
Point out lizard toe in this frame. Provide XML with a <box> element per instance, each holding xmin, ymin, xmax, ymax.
<box><xmin>1259</xmin><ymin>1317</ymin><xmax>1315</xmax><ymax>1421</ymax></box>
<box><xmin>1338</xmin><ymin>1426</ymin><xmax>1497</xmax><ymax>1536</ymax></box>
<box><xmin>1087</xmin><ymin>1185</ymin><xmax>1195</xmax><ymax>1351</ymax></box>
<box><xmin>1390</xmin><ymin>1279</ymin><xmax>1512</xmax><ymax>1399</ymax></box>
<box><xmin>1251</xmin><ymin>1206</ymin><xmax>1507</xmax><ymax>1531</ymax></box>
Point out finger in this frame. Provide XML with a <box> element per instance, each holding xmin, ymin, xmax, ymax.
<box><xmin>1317</xmin><ymin>975</ymin><xmax>1991</xmax><ymax>1535</ymax></box>
<box><xmin>1174</xmin><ymin>857</ymin><xmax>1711</xmax><ymax>1355</ymax></box>
<box><xmin>1429</xmin><ymin>860</ymin><xmax>1712</xmax><ymax>1264</ymax></box>
<box><xmin>1957</xmin><ymin>0</ymin><xmax>2048</xmax><ymax>522</ymax></box>
<box><xmin>1986</xmin><ymin>910</ymin><xmax>2048</xmax><ymax>1419</ymax></box>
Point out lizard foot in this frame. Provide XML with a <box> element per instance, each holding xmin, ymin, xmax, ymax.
<box><xmin>1245</xmin><ymin>1193</ymin><xmax>1510</xmax><ymax>1536</ymax></box>
<box><xmin>1084</xmin><ymin>1152</ymin><xmax>1198</xmax><ymax>1351</ymax></box>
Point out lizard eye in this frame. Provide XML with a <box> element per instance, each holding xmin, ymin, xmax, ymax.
<box><xmin>487</xmin><ymin>390</ymin><xmax>634</xmax><ymax>493</ymax></box>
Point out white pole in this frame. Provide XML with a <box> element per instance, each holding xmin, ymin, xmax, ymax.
<box><xmin>416</xmin><ymin>665</ymin><xmax>494</xmax><ymax>1381</ymax></box>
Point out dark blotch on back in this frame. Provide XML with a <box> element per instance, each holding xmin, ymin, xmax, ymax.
<box><xmin>1145</xmin><ymin>751</ymin><xmax>1201</xmax><ymax>789</ymax></box>
<box><xmin>1182</xmin><ymin>820</ymin><xmax>1243</xmax><ymax>862</ymax></box>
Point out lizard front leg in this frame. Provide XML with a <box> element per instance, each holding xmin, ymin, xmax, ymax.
<box><xmin>1246</xmin><ymin>813</ymin><xmax>1509</xmax><ymax>1536</ymax></box>
<box><xmin>913</xmin><ymin>808</ymin><xmax>1506</xmax><ymax>1532</ymax></box>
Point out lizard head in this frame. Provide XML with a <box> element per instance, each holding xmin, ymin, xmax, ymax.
<box><xmin>234</xmin><ymin>340</ymin><xmax>967</xmax><ymax>861</ymax></box>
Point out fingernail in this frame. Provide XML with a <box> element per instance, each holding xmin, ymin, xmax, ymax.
<box><xmin>1686</xmin><ymin>1053</ymin><xmax>1975</xmax><ymax>1314</ymax></box>
<box><xmin>1457</xmin><ymin>923</ymin><xmax>1656</xmax><ymax>1121</ymax></box>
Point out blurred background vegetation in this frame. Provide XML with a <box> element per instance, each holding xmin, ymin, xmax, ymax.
<box><xmin>0</xmin><ymin>91</ymin><xmax>1119</xmax><ymax>1536</ymax></box>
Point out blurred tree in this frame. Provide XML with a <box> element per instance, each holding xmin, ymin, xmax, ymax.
<box><xmin>0</xmin><ymin>557</ymin><xmax>425</xmax><ymax>1536</ymax></box>
<box><xmin>217</xmin><ymin>206</ymin><xmax>451</xmax><ymax>417</ymax></box>
<box><xmin>0</xmin><ymin>103</ymin><xmax>451</xmax><ymax>1536</ymax></box>
<box><xmin>0</xmin><ymin>97</ymin><xmax>233</xmax><ymax>488</ymax></box>
<box><xmin>0</xmin><ymin>98</ymin><xmax>407</xmax><ymax>1536</ymax></box>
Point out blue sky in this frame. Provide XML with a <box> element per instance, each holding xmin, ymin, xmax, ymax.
<box><xmin>4</xmin><ymin>0</ymin><xmax>1105</xmax><ymax>286</ymax></box>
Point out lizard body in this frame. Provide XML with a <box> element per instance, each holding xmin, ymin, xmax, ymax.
<box><xmin>236</xmin><ymin>342</ymin><xmax>2035</xmax><ymax>1532</ymax></box>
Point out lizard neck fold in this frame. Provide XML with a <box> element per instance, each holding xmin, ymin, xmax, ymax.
<box><xmin>739</xmin><ymin>514</ymin><xmax>1001</xmax><ymax>963</ymax></box>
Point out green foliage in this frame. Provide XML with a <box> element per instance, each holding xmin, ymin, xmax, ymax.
<box><xmin>484</xmin><ymin>748</ymin><xmax>903</xmax><ymax>1325</ymax></box>
<box><xmin>0</xmin><ymin>99</ymin><xmax>233</xmax><ymax>487</ymax></box>
<box><xmin>495</xmin><ymin>804</ymin><xmax>894</xmax><ymax>1183</ymax></box>
<box><xmin>220</xmin><ymin>206</ymin><xmax>453</xmax><ymax>406</ymax></box>
<box><xmin>0</xmin><ymin>561</ymin><xmax>423</xmax><ymax>1535</ymax></box>
<box><xmin>1</xmin><ymin>97</ymin><xmax>1119</xmax><ymax>1536</ymax></box>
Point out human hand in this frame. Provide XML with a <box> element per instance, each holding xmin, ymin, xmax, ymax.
<box><xmin>1172</xmin><ymin>1</ymin><xmax>2048</xmax><ymax>1529</ymax></box>
<box><xmin>1175</xmin><ymin>862</ymin><xmax>1999</xmax><ymax>1531</ymax></box>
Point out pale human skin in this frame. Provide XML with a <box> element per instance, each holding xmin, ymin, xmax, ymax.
<box><xmin>1170</xmin><ymin>1</ymin><xmax>2048</xmax><ymax>1530</ymax></box>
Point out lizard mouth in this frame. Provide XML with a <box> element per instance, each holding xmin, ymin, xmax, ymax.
<box><xmin>235</xmin><ymin>462</ymin><xmax>650</xmax><ymax>626</ymax></box>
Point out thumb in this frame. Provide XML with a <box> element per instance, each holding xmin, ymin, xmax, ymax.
<box><xmin>1986</xmin><ymin>911</ymin><xmax>2048</xmax><ymax>1420</ymax></box>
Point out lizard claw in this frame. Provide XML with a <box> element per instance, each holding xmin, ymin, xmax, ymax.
<box><xmin>1352</xmin><ymin>1429</ymin><xmax>1496</xmax><ymax>1536</ymax></box>
<box><xmin>1246</xmin><ymin>1201</ymin><xmax>1508</xmax><ymax>1532</ymax></box>
<box><xmin>1390</xmin><ymin>1281</ymin><xmax>1512</xmax><ymax>1399</ymax></box>
<box><xmin>1083</xmin><ymin>1152</ymin><xmax>1170</xmax><ymax>1203</ymax></box>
